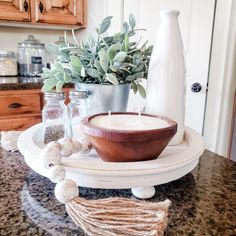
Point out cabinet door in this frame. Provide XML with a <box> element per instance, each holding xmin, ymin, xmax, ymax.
<box><xmin>35</xmin><ymin>0</ymin><xmax>86</xmax><ymax>25</ymax></box>
<box><xmin>0</xmin><ymin>0</ymin><xmax>30</xmax><ymax>21</ymax></box>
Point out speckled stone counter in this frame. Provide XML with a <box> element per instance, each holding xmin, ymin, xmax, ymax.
<box><xmin>0</xmin><ymin>77</ymin><xmax>44</xmax><ymax>90</ymax></box>
<box><xmin>0</xmin><ymin>77</ymin><xmax>73</xmax><ymax>90</ymax></box>
<box><xmin>0</xmin><ymin>148</ymin><xmax>235</xmax><ymax>235</ymax></box>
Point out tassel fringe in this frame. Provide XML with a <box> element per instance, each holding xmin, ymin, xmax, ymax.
<box><xmin>66</xmin><ymin>197</ymin><xmax>171</xmax><ymax>236</ymax></box>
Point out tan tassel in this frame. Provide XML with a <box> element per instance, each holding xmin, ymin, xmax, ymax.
<box><xmin>66</xmin><ymin>197</ymin><xmax>171</xmax><ymax>236</ymax></box>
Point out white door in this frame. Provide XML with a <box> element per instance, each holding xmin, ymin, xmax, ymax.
<box><xmin>124</xmin><ymin>0</ymin><xmax>216</xmax><ymax>134</ymax></box>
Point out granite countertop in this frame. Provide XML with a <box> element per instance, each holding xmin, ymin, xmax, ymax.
<box><xmin>0</xmin><ymin>148</ymin><xmax>235</xmax><ymax>235</ymax></box>
<box><xmin>0</xmin><ymin>77</ymin><xmax>44</xmax><ymax>90</ymax></box>
<box><xmin>0</xmin><ymin>77</ymin><xmax>73</xmax><ymax>90</ymax></box>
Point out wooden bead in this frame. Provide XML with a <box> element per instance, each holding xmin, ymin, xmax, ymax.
<box><xmin>55</xmin><ymin>179</ymin><xmax>79</xmax><ymax>204</ymax></box>
<box><xmin>48</xmin><ymin>165</ymin><xmax>66</xmax><ymax>183</ymax></box>
<box><xmin>72</xmin><ymin>140</ymin><xmax>82</xmax><ymax>154</ymax></box>
<box><xmin>80</xmin><ymin>139</ymin><xmax>93</xmax><ymax>154</ymax></box>
<box><xmin>46</xmin><ymin>141</ymin><xmax>62</xmax><ymax>150</ymax></box>
<box><xmin>40</xmin><ymin>147</ymin><xmax>62</xmax><ymax>168</ymax></box>
<box><xmin>60</xmin><ymin>138</ymin><xmax>74</xmax><ymax>157</ymax></box>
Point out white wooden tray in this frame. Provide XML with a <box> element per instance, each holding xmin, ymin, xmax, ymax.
<box><xmin>17</xmin><ymin>124</ymin><xmax>204</xmax><ymax>199</ymax></box>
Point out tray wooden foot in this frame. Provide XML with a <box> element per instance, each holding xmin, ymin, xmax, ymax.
<box><xmin>131</xmin><ymin>186</ymin><xmax>155</xmax><ymax>199</ymax></box>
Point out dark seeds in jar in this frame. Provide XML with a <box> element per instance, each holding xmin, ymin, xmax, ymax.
<box><xmin>44</xmin><ymin>125</ymin><xmax>64</xmax><ymax>144</ymax></box>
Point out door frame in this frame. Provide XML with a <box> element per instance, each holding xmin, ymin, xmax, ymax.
<box><xmin>204</xmin><ymin>0</ymin><xmax>236</xmax><ymax>157</ymax></box>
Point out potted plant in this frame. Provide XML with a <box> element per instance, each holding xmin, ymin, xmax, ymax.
<box><xmin>41</xmin><ymin>14</ymin><xmax>153</xmax><ymax>114</ymax></box>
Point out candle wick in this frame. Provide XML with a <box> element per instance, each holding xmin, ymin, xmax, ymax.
<box><xmin>138</xmin><ymin>107</ymin><xmax>142</xmax><ymax>124</ymax></box>
<box><xmin>108</xmin><ymin>110</ymin><xmax>111</xmax><ymax>125</ymax></box>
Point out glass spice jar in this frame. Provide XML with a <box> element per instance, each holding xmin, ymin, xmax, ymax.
<box><xmin>68</xmin><ymin>90</ymin><xmax>89</xmax><ymax>138</ymax></box>
<box><xmin>0</xmin><ymin>51</ymin><xmax>18</xmax><ymax>76</ymax></box>
<box><xmin>42</xmin><ymin>92</ymin><xmax>68</xmax><ymax>144</ymax></box>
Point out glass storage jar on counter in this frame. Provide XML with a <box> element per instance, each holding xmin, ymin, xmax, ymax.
<box><xmin>18</xmin><ymin>35</ymin><xmax>45</xmax><ymax>77</ymax></box>
<box><xmin>0</xmin><ymin>51</ymin><xmax>18</xmax><ymax>76</ymax></box>
<box><xmin>68</xmin><ymin>90</ymin><xmax>89</xmax><ymax>138</ymax></box>
<box><xmin>46</xmin><ymin>36</ymin><xmax>65</xmax><ymax>68</ymax></box>
<box><xmin>42</xmin><ymin>92</ymin><xmax>68</xmax><ymax>144</ymax></box>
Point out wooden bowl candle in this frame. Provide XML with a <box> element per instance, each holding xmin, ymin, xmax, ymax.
<box><xmin>80</xmin><ymin>112</ymin><xmax>177</xmax><ymax>162</ymax></box>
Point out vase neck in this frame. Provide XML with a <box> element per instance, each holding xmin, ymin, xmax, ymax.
<box><xmin>160</xmin><ymin>10</ymin><xmax>180</xmax><ymax>19</ymax></box>
<box><xmin>152</xmin><ymin>10</ymin><xmax>183</xmax><ymax>53</ymax></box>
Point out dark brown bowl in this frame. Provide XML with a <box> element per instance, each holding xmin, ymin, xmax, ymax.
<box><xmin>80</xmin><ymin>112</ymin><xmax>177</xmax><ymax>162</ymax></box>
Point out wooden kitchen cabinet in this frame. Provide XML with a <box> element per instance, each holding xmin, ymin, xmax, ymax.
<box><xmin>0</xmin><ymin>89</ymin><xmax>42</xmax><ymax>131</ymax></box>
<box><xmin>0</xmin><ymin>88</ymin><xmax>71</xmax><ymax>131</ymax></box>
<box><xmin>0</xmin><ymin>0</ymin><xmax>86</xmax><ymax>27</ymax></box>
<box><xmin>0</xmin><ymin>0</ymin><xmax>31</xmax><ymax>22</ymax></box>
<box><xmin>34</xmin><ymin>0</ymin><xmax>85</xmax><ymax>25</ymax></box>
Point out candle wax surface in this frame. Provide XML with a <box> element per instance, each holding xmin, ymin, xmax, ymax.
<box><xmin>90</xmin><ymin>114</ymin><xmax>170</xmax><ymax>131</ymax></box>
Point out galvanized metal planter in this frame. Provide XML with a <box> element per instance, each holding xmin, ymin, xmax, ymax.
<box><xmin>75</xmin><ymin>83</ymin><xmax>130</xmax><ymax>114</ymax></box>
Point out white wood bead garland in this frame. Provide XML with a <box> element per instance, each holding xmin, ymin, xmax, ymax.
<box><xmin>59</xmin><ymin>138</ymin><xmax>75</xmax><ymax>157</ymax></box>
<box><xmin>48</xmin><ymin>165</ymin><xmax>66</xmax><ymax>183</ymax></box>
<box><xmin>55</xmin><ymin>179</ymin><xmax>79</xmax><ymax>204</ymax></box>
<box><xmin>40</xmin><ymin>147</ymin><xmax>62</xmax><ymax>168</ymax></box>
<box><xmin>79</xmin><ymin>138</ymin><xmax>93</xmax><ymax>154</ymax></box>
<box><xmin>40</xmin><ymin>138</ymin><xmax>92</xmax><ymax>203</ymax></box>
<box><xmin>39</xmin><ymin>138</ymin><xmax>171</xmax><ymax>236</ymax></box>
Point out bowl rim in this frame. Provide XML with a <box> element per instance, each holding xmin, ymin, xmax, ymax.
<box><xmin>80</xmin><ymin>112</ymin><xmax>178</xmax><ymax>142</ymax></box>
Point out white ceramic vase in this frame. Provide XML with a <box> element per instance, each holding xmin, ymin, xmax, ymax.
<box><xmin>145</xmin><ymin>10</ymin><xmax>185</xmax><ymax>145</ymax></box>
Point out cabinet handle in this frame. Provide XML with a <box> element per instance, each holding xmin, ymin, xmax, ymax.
<box><xmin>8</xmin><ymin>103</ymin><xmax>22</xmax><ymax>109</ymax></box>
<box><xmin>23</xmin><ymin>0</ymin><xmax>28</xmax><ymax>12</ymax></box>
<box><xmin>39</xmin><ymin>1</ymin><xmax>43</xmax><ymax>13</ymax></box>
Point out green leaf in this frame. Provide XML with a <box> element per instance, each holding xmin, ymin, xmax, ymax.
<box><xmin>71</xmin><ymin>66</ymin><xmax>80</xmax><ymax>77</ymax></box>
<box><xmin>95</xmin><ymin>27</ymin><xmax>99</xmax><ymax>34</ymax></box>
<box><xmin>41</xmin><ymin>72</ymin><xmax>51</xmax><ymax>79</ymax></box>
<box><xmin>113</xmin><ymin>51</ymin><xmax>127</xmax><ymax>62</ymax></box>
<box><xmin>108</xmin><ymin>43</ymin><xmax>121</xmax><ymax>59</ymax></box>
<box><xmin>100</xmin><ymin>16</ymin><xmax>113</xmax><ymax>34</ymax></box>
<box><xmin>126</xmin><ymin>74</ymin><xmax>136</xmax><ymax>82</ymax></box>
<box><xmin>124</xmin><ymin>34</ymin><xmax>129</xmax><ymax>52</ymax></box>
<box><xmin>131</xmin><ymin>81</ymin><xmax>138</xmax><ymax>94</ymax></box>
<box><xmin>141</xmin><ymin>40</ymin><xmax>148</xmax><ymax>49</ymax></box>
<box><xmin>56</xmin><ymin>80</ymin><xmax>64</xmax><ymax>92</ymax></box>
<box><xmin>41</xmin><ymin>78</ymin><xmax>58</xmax><ymax>92</ymax></box>
<box><xmin>119</xmin><ymin>66</ymin><xmax>130</xmax><ymax>73</ymax></box>
<box><xmin>55</xmin><ymin>72</ymin><xmax>64</xmax><ymax>80</ymax></box>
<box><xmin>134</xmin><ymin>71</ymin><xmax>144</xmax><ymax>79</ymax></box>
<box><xmin>72</xmin><ymin>29</ymin><xmax>80</xmax><ymax>46</ymax></box>
<box><xmin>113</xmin><ymin>32</ymin><xmax>122</xmax><ymax>41</ymax></box>
<box><xmin>134</xmin><ymin>63</ymin><xmax>144</xmax><ymax>73</ymax></box>
<box><xmin>109</xmin><ymin>65</ymin><xmax>118</xmax><ymax>72</ymax></box>
<box><xmin>87</xmin><ymin>68</ymin><xmax>100</xmax><ymax>78</ymax></box>
<box><xmin>122</xmin><ymin>63</ymin><xmax>137</xmax><ymax>68</ymax></box>
<box><xmin>70</xmin><ymin>55</ymin><xmax>82</xmax><ymax>72</ymax></box>
<box><xmin>105</xmin><ymin>73</ymin><xmax>119</xmax><ymax>85</ymax></box>
<box><xmin>95</xmin><ymin>60</ymin><xmax>105</xmax><ymax>74</ymax></box>
<box><xmin>126</xmin><ymin>72</ymin><xmax>144</xmax><ymax>81</ymax></box>
<box><xmin>64</xmin><ymin>31</ymin><xmax>67</xmax><ymax>44</ymax></box>
<box><xmin>42</xmin><ymin>67</ymin><xmax>50</xmax><ymax>73</ymax></box>
<box><xmin>46</xmin><ymin>44</ymin><xmax>60</xmax><ymax>56</ymax></box>
<box><xmin>81</xmin><ymin>67</ymin><xmax>86</xmax><ymax>77</ymax></box>
<box><xmin>137</xmin><ymin>83</ymin><xmax>146</xmax><ymax>98</ymax></box>
<box><xmin>54</xmin><ymin>62</ymin><xmax>63</xmax><ymax>72</ymax></box>
<box><xmin>146</xmin><ymin>45</ymin><xmax>153</xmax><ymax>54</ymax></box>
<box><xmin>129</xmin><ymin>13</ymin><xmax>136</xmax><ymax>30</ymax></box>
<box><xmin>60</xmin><ymin>50</ymin><xmax>70</xmax><ymax>61</ymax></box>
<box><xmin>98</xmin><ymin>50</ymin><xmax>109</xmax><ymax>72</ymax></box>
<box><xmin>133</xmin><ymin>52</ymin><xmax>142</xmax><ymax>65</ymax></box>
<box><xmin>122</xmin><ymin>22</ymin><xmax>129</xmax><ymax>34</ymax></box>
<box><xmin>64</xmin><ymin>73</ymin><xmax>72</xmax><ymax>82</ymax></box>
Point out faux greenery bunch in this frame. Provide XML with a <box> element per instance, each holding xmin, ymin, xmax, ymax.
<box><xmin>42</xmin><ymin>14</ymin><xmax>153</xmax><ymax>97</ymax></box>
